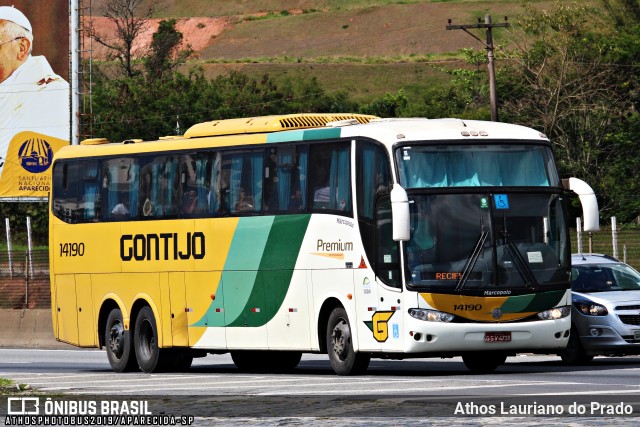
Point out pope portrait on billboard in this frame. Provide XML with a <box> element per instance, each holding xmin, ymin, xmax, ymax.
<box><xmin>0</xmin><ymin>4</ymin><xmax>70</xmax><ymax>199</ymax></box>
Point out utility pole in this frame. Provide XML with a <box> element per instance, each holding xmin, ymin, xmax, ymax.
<box><xmin>447</xmin><ymin>15</ymin><xmax>510</xmax><ymax>122</ymax></box>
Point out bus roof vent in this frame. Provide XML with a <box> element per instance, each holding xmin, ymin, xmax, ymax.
<box><xmin>184</xmin><ymin>113</ymin><xmax>377</xmax><ymax>138</ymax></box>
<box><xmin>80</xmin><ymin>138</ymin><xmax>109</xmax><ymax>145</ymax></box>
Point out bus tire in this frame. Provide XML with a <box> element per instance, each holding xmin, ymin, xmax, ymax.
<box><xmin>559</xmin><ymin>328</ymin><xmax>594</xmax><ymax>365</ymax></box>
<box><xmin>269</xmin><ymin>351</ymin><xmax>302</xmax><ymax>372</ymax></box>
<box><xmin>326</xmin><ymin>307</ymin><xmax>370</xmax><ymax>375</ymax></box>
<box><xmin>105</xmin><ymin>308</ymin><xmax>137</xmax><ymax>372</ymax></box>
<box><xmin>134</xmin><ymin>306</ymin><xmax>166</xmax><ymax>373</ymax></box>
<box><xmin>231</xmin><ymin>351</ymin><xmax>255</xmax><ymax>371</ymax></box>
<box><xmin>462</xmin><ymin>351</ymin><xmax>507</xmax><ymax>373</ymax></box>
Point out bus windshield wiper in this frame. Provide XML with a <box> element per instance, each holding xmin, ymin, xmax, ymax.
<box><xmin>455</xmin><ymin>231</ymin><xmax>488</xmax><ymax>292</ymax></box>
<box><xmin>506</xmin><ymin>242</ymin><xmax>539</xmax><ymax>289</ymax></box>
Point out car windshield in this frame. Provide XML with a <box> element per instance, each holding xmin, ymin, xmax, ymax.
<box><xmin>572</xmin><ymin>263</ymin><xmax>640</xmax><ymax>293</ymax></box>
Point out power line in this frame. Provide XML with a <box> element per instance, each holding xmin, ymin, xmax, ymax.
<box><xmin>447</xmin><ymin>15</ymin><xmax>510</xmax><ymax>122</ymax></box>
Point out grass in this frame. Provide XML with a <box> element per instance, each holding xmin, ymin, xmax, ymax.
<box><xmin>196</xmin><ymin>60</ymin><xmax>462</xmax><ymax>103</ymax></box>
<box><xmin>0</xmin><ymin>378</ymin><xmax>31</xmax><ymax>395</ymax></box>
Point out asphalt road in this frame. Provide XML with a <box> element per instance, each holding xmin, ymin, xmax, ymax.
<box><xmin>1</xmin><ymin>348</ymin><xmax>640</xmax><ymax>426</ymax></box>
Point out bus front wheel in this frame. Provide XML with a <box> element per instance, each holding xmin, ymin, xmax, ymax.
<box><xmin>105</xmin><ymin>308</ymin><xmax>137</xmax><ymax>372</ymax></box>
<box><xmin>326</xmin><ymin>307</ymin><xmax>370</xmax><ymax>375</ymax></box>
<box><xmin>134</xmin><ymin>306</ymin><xmax>166</xmax><ymax>373</ymax></box>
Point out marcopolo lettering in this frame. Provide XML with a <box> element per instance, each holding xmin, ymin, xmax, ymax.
<box><xmin>120</xmin><ymin>232</ymin><xmax>205</xmax><ymax>261</ymax></box>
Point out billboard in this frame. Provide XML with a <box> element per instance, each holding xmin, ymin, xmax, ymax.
<box><xmin>0</xmin><ymin>0</ymin><xmax>70</xmax><ymax>200</ymax></box>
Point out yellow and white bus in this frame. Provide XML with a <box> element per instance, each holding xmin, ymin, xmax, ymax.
<box><xmin>49</xmin><ymin>113</ymin><xmax>599</xmax><ymax>375</ymax></box>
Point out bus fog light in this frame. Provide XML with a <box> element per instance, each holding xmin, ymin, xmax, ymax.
<box><xmin>409</xmin><ymin>308</ymin><xmax>454</xmax><ymax>322</ymax></box>
<box><xmin>589</xmin><ymin>328</ymin><xmax>602</xmax><ymax>336</ymax></box>
<box><xmin>537</xmin><ymin>306</ymin><xmax>570</xmax><ymax>320</ymax></box>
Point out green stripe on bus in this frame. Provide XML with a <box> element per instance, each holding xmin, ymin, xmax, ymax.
<box><xmin>192</xmin><ymin>216</ymin><xmax>274</xmax><ymax>327</ymax></box>
<box><xmin>266</xmin><ymin>128</ymin><xmax>341</xmax><ymax>143</ymax></box>
<box><xmin>227</xmin><ymin>214</ymin><xmax>311</xmax><ymax>327</ymax></box>
<box><xmin>267</xmin><ymin>130</ymin><xmax>305</xmax><ymax>143</ymax></box>
<box><xmin>499</xmin><ymin>289</ymin><xmax>565</xmax><ymax>313</ymax></box>
<box><xmin>302</xmin><ymin>128</ymin><xmax>341</xmax><ymax>140</ymax></box>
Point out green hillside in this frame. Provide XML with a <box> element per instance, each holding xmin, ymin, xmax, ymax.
<box><xmin>92</xmin><ymin>0</ymin><xmax>579</xmax><ymax>101</ymax></box>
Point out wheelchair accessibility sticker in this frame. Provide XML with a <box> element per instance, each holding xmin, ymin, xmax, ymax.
<box><xmin>494</xmin><ymin>194</ymin><xmax>509</xmax><ymax>209</ymax></box>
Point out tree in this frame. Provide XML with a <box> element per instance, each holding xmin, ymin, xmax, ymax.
<box><xmin>499</xmin><ymin>2</ymin><xmax>638</xmax><ymax>219</ymax></box>
<box><xmin>145</xmin><ymin>19</ymin><xmax>194</xmax><ymax>81</ymax></box>
<box><xmin>600</xmin><ymin>0</ymin><xmax>640</xmax><ymax>27</ymax></box>
<box><xmin>88</xmin><ymin>0</ymin><xmax>154</xmax><ymax>77</ymax></box>
<box><xmin>359</xmin><ymin>90</ymin><xmax>408</xmax><ymax>117</ymax></box>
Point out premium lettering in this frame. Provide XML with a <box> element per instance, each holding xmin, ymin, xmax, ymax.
<box><xmin>316</xmin><ymin>239</ymin><xmax>353</xmax><ymax>252</ymax></box>
<box><xmin>120</xmin><ymin>232</ymin><xmax>205</xmax><ymax>261</ymax></box>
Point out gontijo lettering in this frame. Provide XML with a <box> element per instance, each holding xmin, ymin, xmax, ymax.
<box><xmin>120</xmin><ymin>232</ymin><xmax>205</xmax><ymax>261</ymax></box>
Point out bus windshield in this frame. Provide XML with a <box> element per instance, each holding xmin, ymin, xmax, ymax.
<box><xmin>405</xmin><ymin>192</ymin><xmax>570</xmax><ymax>292</ymax></box>
<box><xmin>396</xmin><ymin>143</ymin><xmax>558</xmax><ymax>188</ymax></box>
<box><xmin>396</xmin><ymin>141</ymin><xmax>569</xmax><ymax>294</ymax></box>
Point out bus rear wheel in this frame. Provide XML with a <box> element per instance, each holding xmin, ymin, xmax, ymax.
<box><xmin>326</xmin><ymin>307</ymin><xmax>370</xmax><ymax>375</ymax></box>
<box><xmin>105</xmin><ymin>308</ymin><xmax>137</xmax><ymax>372</ymax></box>
<box><xmin>462</xmin><ymin>351</ymin><xmax>507</xmax><ymax>373</ymax></box>
<box><xmin>134</xmin><ymin>306</ymin><xmax>168</xmax><ymax>373</ymax></box>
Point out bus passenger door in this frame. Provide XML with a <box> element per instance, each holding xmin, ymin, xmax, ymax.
<box><xmin>374</xmin><ymin>196</ymin><xmax>404</xmax><ymax>352</ymax></box>
<box><xmin>75</xmin><ymin>274</ymin><xmax>96</xmax><ymax>346</ymax></box>
<box><xmin>54</xmin><ymin>274</ymin><xmax>78</xmax><ymax>345</ymax></box>
<box><xmin>353</xmin><ymin>267</ymin><xmax>381</xmax><ymax>352</ymax></box>
<box><xmin>375</xmin><ymin>283</ymin><xmax>404</xmax><ymax>352</ymax></box>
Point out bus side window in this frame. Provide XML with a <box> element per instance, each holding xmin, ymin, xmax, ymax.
<box><xmin>179</xmin><ymin>154</ymin><xmax>210</xmax><ymax>217</ymax></box>
<box><xmin>103</xmin><ymin>158</ymin><xmax>139</xmax><ymax>221</ymax></box>
<box><xmin>264</xmin><ymin>145</ymin><xmax>307</xmax><ymax>213</ymax></box>
<box><xmin>375</xmin><ymin>196</ymin><xmax>401</xmax><ymax>288</ymax></box>
<box><xmin>80</xmin><ymin>161</ymin><xmax>101</xmax><ymax>221</ymax></box>
<box><xmin>52</xmin><ymin>161</ymin><xmax>80</xmax><ymax>224</ymax></box>
<box><xmin>357</xmin><ymin>140</ymin><xmax>392</xmax><ymax>271</ymax></box>
<box><xmin>309</xmin><ymin>142</ymin><xmax>351</xmax><ymax>214</ymax></box>
<box><xmin>224</xmin><ymin>149</ymin><xmax>263</xmax><ymax>215</ymax></box>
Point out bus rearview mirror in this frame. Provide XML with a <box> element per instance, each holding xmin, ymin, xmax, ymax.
<box><xmin>562</xmin><ymin>177</ymin><xmax>600</xmax><ymax>232</ymax></box>
<box><xmin>391</xmin><ymin>184</ymin><xmax>410</xmax><ymax>241</ymax></box>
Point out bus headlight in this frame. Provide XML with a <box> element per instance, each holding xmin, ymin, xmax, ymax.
<box><xmin>409</xmin><ymin>308</ymin><xmax>454</xmax><ymax>322</ymax></box>
<box><xmin>537</xmin><ymin>306</ymin><xmax>571</xmax><ymax>320</ymax></box>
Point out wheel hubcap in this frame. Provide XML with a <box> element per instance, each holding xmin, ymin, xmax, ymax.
<box><xmin>331</xmin><ymin>319</ymin><xmax>350</xmax><ymax>361</ymax></box>
<box><xmin>108</xmin><ymin>322</ymin><xmax>124</xmax><ymax>357</ymax></box>
<box><xmin>139</xmin><ymin>319</ymin><xmax>154</xmax><ymax>359</ymax></box>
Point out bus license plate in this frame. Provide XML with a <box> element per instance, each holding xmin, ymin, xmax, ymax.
<box><xmin>485</xmin><ymin>332</ymin><xmax>511</xmax><ymax>343</ymax></box>
<box><xmin>634</xmin><ymin>331</ymin><xmax>640</xmax><ymax>340</ymax></box>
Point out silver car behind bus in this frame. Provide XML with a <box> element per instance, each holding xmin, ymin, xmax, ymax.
<box><xmin>560</xmin><ymin>253</ymin><xmax>640</xmax><ymax>364</ymax></box>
